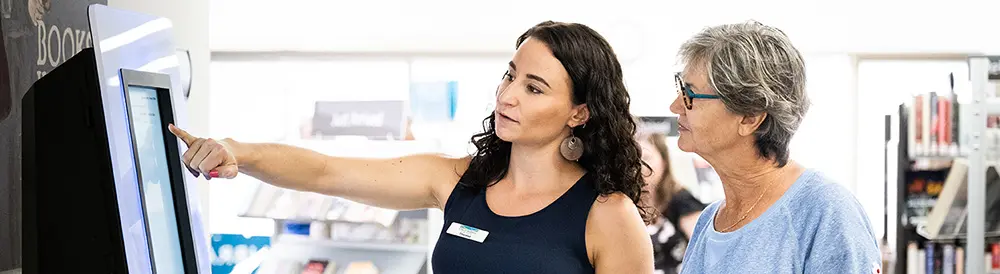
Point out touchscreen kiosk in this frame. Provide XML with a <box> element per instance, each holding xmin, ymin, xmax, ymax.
<box><xmin>121</xmin><ymin>69</ymin><xmax>199</xmax><ymax>274</ymax></box>
<box><xmin>23</xmin><ymin>51</ymin><xmax>200</xmax><ymax>273</ymax></box>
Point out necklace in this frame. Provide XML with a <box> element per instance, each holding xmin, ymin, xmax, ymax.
<box><xmin>717</xmin><ymin>177</ymin><xmax>780</xmax><ymax>233</ymax></box>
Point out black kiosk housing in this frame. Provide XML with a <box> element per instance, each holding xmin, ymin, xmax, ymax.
<box><xmin>22</xmin><ymin>48</ymin><xmax>199</xmax><ymax>273</ymax></box>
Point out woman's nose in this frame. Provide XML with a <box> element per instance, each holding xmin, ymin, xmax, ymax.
<box><xmin>669</xmin><ymin>93</ymin><xmax>684</xmax><ymax>114</ymax></box>
<box><xmin>497</xmin><ymin>84</ymin><xmax>516</xmax><ymax>106</ymax></box>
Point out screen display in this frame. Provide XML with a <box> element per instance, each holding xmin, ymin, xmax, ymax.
<box><xmin>127</xmin><ymin>85</ymin><xmax>185</xmax><ymax>273</ymax></box>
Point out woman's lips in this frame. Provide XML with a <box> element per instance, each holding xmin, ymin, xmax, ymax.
<box><xmin>498</xmin><ymin>112</ymin><xmax>519</xmax><ymax>123</ymax></box>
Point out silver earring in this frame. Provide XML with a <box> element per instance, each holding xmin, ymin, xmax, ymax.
<box><xmin>560</xmin><ymin>128</ymin><xmax>584</xmax><ymax>161</ymax></box>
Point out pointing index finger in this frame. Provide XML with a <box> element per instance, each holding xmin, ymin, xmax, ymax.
<box><xmin>168</xmin><ymin>124</ymin><xmax>197</xmax><ymax>145</ymax></box>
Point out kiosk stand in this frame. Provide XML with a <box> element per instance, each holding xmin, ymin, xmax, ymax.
<box><xmin>22</xmin><ymin>5</ymin><xmax>210</xmax><ymax>273</ymax></box>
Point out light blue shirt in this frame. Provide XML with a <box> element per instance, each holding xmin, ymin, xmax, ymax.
<box><xmin>679</xmin><ymin>169</ymin><xmax>882</xmax><ymax>274</ymax></box>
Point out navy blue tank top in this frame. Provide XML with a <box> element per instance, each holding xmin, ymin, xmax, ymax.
<box><xmin>431</xmin><ymin>172</ymin><xmax>598</xmax><ymax>274</ymax></box>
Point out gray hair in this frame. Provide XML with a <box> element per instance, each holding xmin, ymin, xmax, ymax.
<box><xmin>678</xmin><ymin>21</ymin><xmax>809</xmax><ymax>167</ymax></box>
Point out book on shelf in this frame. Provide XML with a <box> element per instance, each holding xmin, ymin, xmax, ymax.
<box><xmin>926</xmin><ymin>241</ymin><xmax>936</xmax><ymax>274</ymax></box>
<box><xmin>943</xmin><ymin>244</ymin><xmax>955</xmax><ymax>274</ymax></box>
<box><xmin>905</xmin><ymin>242</ymin><xmax>1000</xmax><ymax>274</ymax></box>
<box><xmin>957</xmin><ymin>247</ymin><xmax>964</xmax><ymax>274</ymax></box>
<box><xmin>994</xmin><ymin>243</ymin><xmax>1000</xmax><ymax>270</ymax></box>
<box><xmin>908</xmin><ymin>92</ymin><xmax>961</xmax><ymax>158</ymax></box>
<box><xmin>906</xmin><ymin>171</ymin><xmax>947</xmax><ymax>226</ymax></box>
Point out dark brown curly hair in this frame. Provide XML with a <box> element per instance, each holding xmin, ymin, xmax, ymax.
<box><xmin>459</xmin><ymin>21</ymin><xmax>652</xmax><ymax>224</ymax></box>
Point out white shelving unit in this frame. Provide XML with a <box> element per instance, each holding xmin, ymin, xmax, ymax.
<box><xmin>963</xmin><ymin>56</ymin><xmax>1000</xmax><ymax>274</ymax></box>
<box><xmin>885</xmin><ymin>57</ymin><xmax>1000</xmax><ymax>274</ymax></box>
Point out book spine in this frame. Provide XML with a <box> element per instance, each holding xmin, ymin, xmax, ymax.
<box><xmin>919</xmin><ymin>249</ymin><xmax>927</xmax><ymax>274</ymax></box>
<box><xmin>939</xmin><ymin>97</ymin><xmax>949</xmax><ymax>148</ymax></box>
<box><xmin>930</xmin><ymin>93</ymin><xmax>938</xmax><ymax>153</ymax></box>
<box><xmin>909</xmin><ymin>242</ymin><xmax>920</xmax><ymax>274</ymax></box>
<box><xmin>988</xmin><ymin>254</ymin><xmax>994</xmax><ymax>273</ymax></box>
<box><xmin>922</xmin><ymin>93</ymin><xmax>931</xmax><ymax>154</ymax></box>
<box><xmin>908</xmin><ymin>98</ymin><xmax>918</xmax><ymax>158</ymax></box>
<box><xmin>943</xmin><ymin>244</ymin><xmax>954</xmax><ymax>274</ymax></box>
<box><xmin>916</xmin><ymin>95</ymin><xmax>924</xmax><ymax>155</ymax></box>
<box><xmin>992</xmin><ymin>243</ymin><xmax>999</xmax><ymax>270</ymax></box>
<box><xmin>926</xmin><ymin>242</ymin><xmax>935</xmax><ymax>274</ymax></box>
<box><xmin>934</xmin><ymin>242</ymin><xmax>943</xmax><ymax>274</ymax></box>
<box><xmin>952</xmin><ymin>95</ymin><xmax>960</xmax><ymax>148</ymax></box>
<box><xmin>956</xmin><ymin>247</ymin><xmax>964</xmax><ymax>274</ymax></box>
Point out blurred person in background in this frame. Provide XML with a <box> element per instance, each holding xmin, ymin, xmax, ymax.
<box><xmin>170</xmin><ymin>20</ymin><xmax>653</xmax><ymax>274</ymax></box>
<box><xmin>670</xmin><ymin>21</ymin><xmax>880</xmax><ymax>273</ymax></box>
<box><xmin>638</xmin><ymin>132</ymin><xmax>704</xmax><ymax>274</ymax></box>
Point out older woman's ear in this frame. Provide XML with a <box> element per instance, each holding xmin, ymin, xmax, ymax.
<box><xmin>738</xmin><ymin>112</ymin><xmax>767</xmax><ymax>137</ymax></box>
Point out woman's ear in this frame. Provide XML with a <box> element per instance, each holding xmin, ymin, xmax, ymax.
<box><xmin>738</xmin><ymin>112</ymin><xmax>767</xmax><ymax>136</ymax></box>
<box><xmin>568</xmin><ymin>104</ymin><xmax>590</xmax><ymax>127</ymax></box>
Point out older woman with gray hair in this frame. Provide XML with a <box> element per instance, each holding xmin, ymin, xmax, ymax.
<box><xmin>671</xmin><ymin>21</ymin><xmax>881</xmax><ymax>273</ymax></box>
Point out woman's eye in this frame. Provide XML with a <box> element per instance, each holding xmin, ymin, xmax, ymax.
<box><xmin>503</xmin><ymin>71</ymin><xmax>513</xmax><ymax>81</ymax></box>
<box><xmin>528</xmin><ymin>85</ymin><xmax>542</xmax><ymax>94</ymax></box>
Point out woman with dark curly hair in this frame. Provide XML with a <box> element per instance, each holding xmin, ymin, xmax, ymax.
<box><xmin>169</xmin><ymin>21</ymin><xmax>653</xmax><ymax>274</ymax></box>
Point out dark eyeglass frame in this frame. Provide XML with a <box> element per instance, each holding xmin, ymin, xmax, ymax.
<box><xmin>675</xmin><ymin>72</ymin><xmax>720</xmax><ymax>110</ymax></box>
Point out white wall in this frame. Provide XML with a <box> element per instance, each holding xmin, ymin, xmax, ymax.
<box><xmin>108</xmin><ymin>0</ymin><xmax>211</xmax><ymax>224</ymax></box>
<box><xmin>212</xmin><ymin>0</ymin><xmax>1000</xmax><ymax>53</ymax></box>
<box><xmin>209</xmin><ymin>0</ymin><xmax>1000</xmax><ymax>115</ymax></box>
<box><xmin>790</xmin><ymin>55</ymin><xmax>858</xmax><ymax>188</ymax></box>
<box><xmin>207</xmin><ymin>0</ymin><xmax>1000</xmax><ymax>232</ymax></box>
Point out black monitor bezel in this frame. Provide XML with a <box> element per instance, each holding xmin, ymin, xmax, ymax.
<box><xmin>119</xmin><ymin>68</ymin><xmax>198</xmax><ymax>274</ymax></box>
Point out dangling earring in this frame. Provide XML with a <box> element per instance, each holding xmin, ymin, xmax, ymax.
<box><xmin>560</xmin><ymin>126</ymin><xmax>584</xmax><ymax>161</ymax></box>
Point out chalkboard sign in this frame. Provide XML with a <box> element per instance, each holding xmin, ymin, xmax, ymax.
<box><xmin>0</xmin><ymin>0</ymin><xmax>106</xmax><ymax>269</ymax></box>
<box><xmin>0</xmin><ymin>34</ymin><xmax>8</xmax><ymax>122</ymax></box>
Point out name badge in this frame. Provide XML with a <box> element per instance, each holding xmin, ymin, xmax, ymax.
<box><xmin>446</xmin><ymin>222</ymin><xmax>489</xmax><ymax>243</ymax></box>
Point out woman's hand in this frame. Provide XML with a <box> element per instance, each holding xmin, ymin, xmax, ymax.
<box><xmin>168</xmin><ymin>124</ymin><xmax>239</xmax><ymax>179</ymax></box>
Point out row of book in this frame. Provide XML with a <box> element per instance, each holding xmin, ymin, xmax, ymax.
<box><xmin>905</xmin><ymin>92</ymin><xmax>1000</xmax><ymax>159</ymax></box>
<box><xmin>905</xmin><ymin>242</ymin><xmax>1000</xmax><ymax>274</ymax></box>
<box><xmin>907</xmin><ymin>92</ymin><xmax>961</xmax><ymax>158</ymax></box>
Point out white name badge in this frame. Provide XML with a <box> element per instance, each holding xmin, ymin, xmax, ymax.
<box><xmin>446</xmin><ymin>222</ymin><xmax>489</xmax><ymax>243</ymax></box>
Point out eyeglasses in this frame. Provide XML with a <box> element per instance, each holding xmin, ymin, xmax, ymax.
<box><xmin>675</xmin><ymin>72</ymin><xmax>719</xmax><ymax>110</ymax></box>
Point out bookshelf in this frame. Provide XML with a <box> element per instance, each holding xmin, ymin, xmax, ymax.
<box><xmin>887</xmin><ymin>56</ymin><xmax>1000</xmax><ymax>274</ymax></box>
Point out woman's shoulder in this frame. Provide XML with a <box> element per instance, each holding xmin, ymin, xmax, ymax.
<box><xmin>590</xmin><ymin>192</ymin><xmax>641</xmax><ymax>220</ymax></box>
<box><xmin>784</xmin><ymin>169</ymin><xmax>872</xmax><ymax>232</ymax></box>
<box><xmin>786</xmin><ymin>169</ymin><xmax>860</xmax><ymax>209</ymax></box>
<box><xmin>587</xmin><ymin>192</ymin><xmax>649</xmax><ymax>235</ymax></box>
